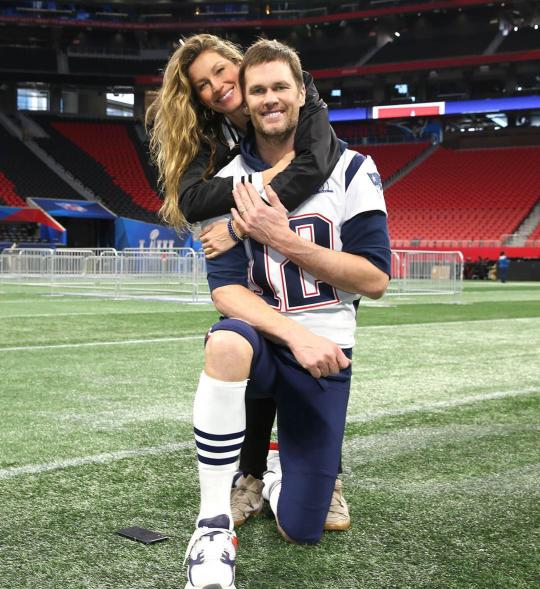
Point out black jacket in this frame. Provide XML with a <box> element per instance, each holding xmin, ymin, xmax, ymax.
<box><xmin>179</xmin><ymin>72</ymin><xmax>341</xmax><ymax>223</ymax></box>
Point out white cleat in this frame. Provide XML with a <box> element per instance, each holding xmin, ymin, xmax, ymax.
<box><xmin>184</xmin><ymin>514</ymin><xmax>237</xmax><ymax>589</ymax></box>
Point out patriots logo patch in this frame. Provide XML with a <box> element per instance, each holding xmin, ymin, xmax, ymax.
<box><xmin>367</xmin><ymin>172</ymin><xmax>383</xmax><ymax>191</ymax></box>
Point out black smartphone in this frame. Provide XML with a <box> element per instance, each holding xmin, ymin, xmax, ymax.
<box><xmin>116</xmin><ymin>527</ymin><xmax>170</xmax><ymax>544</ymax></box>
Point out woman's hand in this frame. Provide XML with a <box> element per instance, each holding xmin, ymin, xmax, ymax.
<box><xmin>200</xmin><ymin>220</ymin><xmax>239</xmax><ymax>259</ymax></box>
<box><xmin>261</xmin><ymin>149</ymin><xmax>295</xmax><ymax>186</ymax></box>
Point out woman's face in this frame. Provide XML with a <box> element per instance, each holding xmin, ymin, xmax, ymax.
<box><xmin>188</xmin><ymin>50</ymin><xmax>243</xmax><ymax>116</ymax></box>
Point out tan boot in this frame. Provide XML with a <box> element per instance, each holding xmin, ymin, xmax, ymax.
<box><xmin>324</xmin><ymin>478</ymin><xmax>351</xmax><ymax>531</ymax></box>
<box><xmin>231</xmin><ymin>474</ymin><xmax>264</xmax><ymax>527</ymax></box>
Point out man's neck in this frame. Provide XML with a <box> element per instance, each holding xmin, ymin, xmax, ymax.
<box><xmin>255</xmin><ymin>133</ymin><xmax>295</xmax><ymax>167</ymax></box>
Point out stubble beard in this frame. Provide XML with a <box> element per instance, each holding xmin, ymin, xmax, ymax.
<box><xmin>254</xmin><ymin>115</ymin><xmax>298</xmax><ymax>146</ymax></box>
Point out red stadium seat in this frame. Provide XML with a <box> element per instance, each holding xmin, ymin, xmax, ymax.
<box><xmin>0</xmin><ymin>171</ymin><xmax>26</xmax><ymax>207</ymax></box>
<box><xmin>52</xmin><ymin>121</ymin><xmax>161</xmax><ymax>214</ymax></box>
<box><xmin>384</xmin><ymin>145</ymin><xmax>540</xmax><ymax>241</ymax></box>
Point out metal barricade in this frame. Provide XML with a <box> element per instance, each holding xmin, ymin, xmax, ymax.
<box><xmin>387</xmin><ymin>250</ymin><xmax>464</xmax><ymax>296</ymax></box>
<box><xmin>0</xmin><ymin>248</ymin><xmax>54</xmax><ymax>281</ymax></box>
<box><xmin>1</xmin><ymin>247</ymin><xmax>462</xmax><ymax>302</ymax></box>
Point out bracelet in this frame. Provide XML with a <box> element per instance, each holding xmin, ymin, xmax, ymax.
<box><xmin>227</xmin><ymin>218</ymin><xmax>244</xmax><ymax>242</ymax></box>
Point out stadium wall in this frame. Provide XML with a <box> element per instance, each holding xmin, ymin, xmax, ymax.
<box><xmin>402</xmin><ymin>245</ymin><xmax>540</xmax><ymax>274</ymax></box>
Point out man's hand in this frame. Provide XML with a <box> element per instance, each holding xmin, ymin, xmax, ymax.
<box><xmin>200</xmin><ymin>220</ymin><xmax>237</xmax><ymax>259</ymax></box>
<box><xmin>232</xmin><ymin>183</ymin><xmax>291</xmax><ymax>247</ymax></box>
<box><xmin>287</xmin><ymin>330</ymin><xmax>351</xmax><ymax>379</ymax></box>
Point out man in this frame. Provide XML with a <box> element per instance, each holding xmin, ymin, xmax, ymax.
<box><xmin>184</xmin><ymin>39</ymin><xmax>391</xmax><ymax>589</ymax></box>
<box><xmin>497</xmin><ymin>251</ymin><xmax>509</xmax><ymax>283</ymax></box>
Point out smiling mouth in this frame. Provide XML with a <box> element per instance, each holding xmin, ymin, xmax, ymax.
<box><xmin>217</xmin><ymin>88</ymin><xmax>234</xmax><ymax>104</ymax></box>
<box><xmin>262</xmin><ymin>111</ymin><xmax>284</xmax><ymax>120</ymax></box>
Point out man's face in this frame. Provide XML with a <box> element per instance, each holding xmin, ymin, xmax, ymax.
<box><xmin>243</xmin><ymin>60</ymin><xmax>306</xmax><ymax>143</ymax></box>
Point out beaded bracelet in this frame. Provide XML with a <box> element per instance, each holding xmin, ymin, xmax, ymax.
<box><xmin>227</xmin><ymin>218</ymin><xmax>244</xmax><ymax>242</ymax></box>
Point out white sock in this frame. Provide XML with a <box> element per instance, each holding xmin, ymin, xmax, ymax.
<box><xmin>193</xmin><ymin>371</ymin><xmax>247</xmax><ymax>527</ymax></box>
<box><xmin>262</xmin><ymin>470</ymin><xmax>282</xmax><ymax>516</ymax></box>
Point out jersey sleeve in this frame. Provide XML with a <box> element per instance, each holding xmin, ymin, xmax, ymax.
<box><xmin>179</xmin><ymin>141</ymin><xmax>237</xmax><ymax>223</ymax></box>
<box><xmin>264</xmin><ymin>71</ymin><xmax>342</xmax><ymax>211</ymax></box>
<box><xmin>205</xmin><ymin>242</ymin><xmax>249</xmax><ymax>292</ymax></box>
<box><xmin>341</xmin><ymin>211</ymin><xmax>392</xmax><ymax>277</ymax></box>
<box><xmin>341</xmin><ymin>154</ymin><xmax>391</xmax><ymax>277</ymax></box>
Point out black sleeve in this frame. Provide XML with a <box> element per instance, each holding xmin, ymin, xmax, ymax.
<box><xmin>268</xmin><ymin>71</ymin><xmax>342</xmax><ymax>211</ymax></box>
<box><xmin>179</xmin><ymin>141</ymin><xmax>237</xmax><ymax>223</ymax></box>
<box><xmin>179</xmin><ymin>73</ymin><xmax>340</xmax><ymax>223</ymax></box>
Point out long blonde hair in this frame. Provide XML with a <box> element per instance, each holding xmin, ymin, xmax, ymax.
<box><xmin>146</xmin><ymin>34</ymin><xmax>243</xmax><ymax>230</ymax></box>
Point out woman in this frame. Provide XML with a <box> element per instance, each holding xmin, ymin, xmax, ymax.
<box><xmin>147</xmin><ymin>34</ymin><xmax>348</xmax><ymax>531</ymax></box>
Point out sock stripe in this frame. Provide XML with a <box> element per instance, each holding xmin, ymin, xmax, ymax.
<box><xmin>193</xmin><ymin>426</ymin><xmax>246</xmax><ymax>441</ymax></box>
<box><xmin>196</xmin><ymin>440</ymin><xmax>243</xmax><ymax>454</ymax></box>
<box><xmin>198</xmin><ymin>454</ymin><xmax>240</xmax><ymax>466</ymax></box>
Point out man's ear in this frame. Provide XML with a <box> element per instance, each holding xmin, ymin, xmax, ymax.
<box><xmin>299</xmin><ymin>84</ymin><xmax>306</xmax><ymax>107</ymax></box>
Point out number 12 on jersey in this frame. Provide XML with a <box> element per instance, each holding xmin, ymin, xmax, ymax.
<box><xmin>248</xmin><ymin>214</ymin><xmax>340</xmax><ymax>312</ymax></box>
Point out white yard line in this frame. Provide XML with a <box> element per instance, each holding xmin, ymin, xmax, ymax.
<box><xmin>1</xmin><ymin>335</ymin><xmax>204</xmax><ymax>352</ymax></box>
<box><xmin>2</xmin><ymin>310</ymin><xmax>202</xmax><ymax>319</ymax></box>
<box><xmin>0</xmin><ymin>441</ymin><xmax>192</xmax><ymax>480</ymax></box>
<box><xmin>1</xmin><ymin>387</ymin><xmax>536</xmax><ymax>481</ymax></box>
<box><xmin>355</xmin><ymin>316</ymin><xmax>539</xmax><ymax>331</ymax></box>
<box><xmin>4</xmin><ymin>316</ymin><xmax>538</xmax><ymax>353</ymax></box>
<box><xmin>348</xmin><ymin>387</ymin><xmax>539</xmax><ymax>423</ymax></box>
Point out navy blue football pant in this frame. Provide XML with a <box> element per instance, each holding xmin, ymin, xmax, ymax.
<box><xmin>207</xmin><ymin>318</ymin><xmax>352</xmax><ymax>544</ymax></box>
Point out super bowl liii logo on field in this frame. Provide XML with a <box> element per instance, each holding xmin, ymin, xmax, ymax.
<box><xmin>138</xmin><ymin>228</ymin><xmax>175</xmax><ymax>250</ymax></box>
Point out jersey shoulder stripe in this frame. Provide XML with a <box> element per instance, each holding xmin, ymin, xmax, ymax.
<box><xmin>344</xmin><ymin>152</ymin><xmax>366</xmax><ymax>191</ymax></box>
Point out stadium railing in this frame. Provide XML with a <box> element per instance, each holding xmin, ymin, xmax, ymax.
<box><xmin>388</xmin><ymin>250</ymin><xmax>464</xmax><ymax>296</ymax></box>
<box><xmin>1</xmin><ymin>247</ymin><xmax>463</xmax><ymax>302</ymax></box>
<box><xmin>392</xmin><ymin>238</ymin><xmax>540</xmax><ymax>248</ymax></box>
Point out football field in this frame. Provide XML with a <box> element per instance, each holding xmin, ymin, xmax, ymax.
<box><xmin>1</xmin><ymin>282</ymin><xmax>539</xmax><ymax>588</ymax></box>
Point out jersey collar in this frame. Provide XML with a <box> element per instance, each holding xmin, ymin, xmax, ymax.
<box><xmin>240</xmin><ymin>131</ymin><xmax>271</xmax><ymax>172</ymax></box>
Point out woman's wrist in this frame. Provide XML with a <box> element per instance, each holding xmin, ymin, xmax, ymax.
<box><xmin>227</xmin><ymin>218</ymin><xmax>245</xmax><ymax>242</ymax></box>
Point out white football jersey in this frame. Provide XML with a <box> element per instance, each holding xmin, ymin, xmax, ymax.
<box><xmin>205</xmin><ymin>148</ymin><xmax>388</xmax><ymax>348</ymax></box>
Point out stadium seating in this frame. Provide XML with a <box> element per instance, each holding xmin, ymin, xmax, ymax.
<box><xmin>34</xmin><ymin>118</ymin><xmax>161</xmax><ymax>223</ymax></box>
<box><xmin>352</xmin><ymin>142</ymin><xmax>430</xmax><ymax>182</ymax></box>
<box><xmin>526</xmin><ymin>223</ymin><xmax>540</xmax><ymax>244</ymax></box>
<box><xmin>0</xmin><ymin>222</ymin><xmax>39</xmax><ymax>244</ymax></box>
<box><xmin>0</xmin><ymin>46</ymin><xmax>57</xmax><ymax>71</ymax></box>
<box><xmin>498</xmin><ymin>28</ymin><xmax>540</xmax><ymax>53</ymax></box>
<box><xmin>0</xmin><ymin>171</ymin><xmax>26</xmax><ymax>207</ymax></box>
<box><xmin>367</xmin><ymin>30</ymin><xmax>494</xmax><ymax>65</ymax></box>
<box><xmin>385</xmin><ymin>146</ymin><xmax>540</xmax><ymax>241</ymax></box>
<box><xmin>68</xmin><ymin>57</ymin><xmax>165</xmax><ymax>76</ymax></box>
<box><xmin>0</xmin><ymin>126</ymin><xmax>76</xmax><ymax>202</ymax></box>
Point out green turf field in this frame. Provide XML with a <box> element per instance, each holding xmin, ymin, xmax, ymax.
<box><xmin>1</xmin><ymin>281</ymin><xmax>539</xmax><ymax>588</ymax></box>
